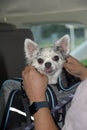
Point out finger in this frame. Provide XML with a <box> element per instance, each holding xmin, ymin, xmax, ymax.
<box><xmin>22</xmin><ymin>65</ymin><xmax>32</xmax><ymax>76</ymax></box>
<box><xmin>24</xmin><ymin>64</ymin><xmax>34</xmax><ymax>72</ymax></box>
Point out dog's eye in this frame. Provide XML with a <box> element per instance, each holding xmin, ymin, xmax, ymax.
<box><xmin>53</xmin><ymin>56</ymin><xmax>59</xmax><ymax>61</ymax></box>
<box><xmin>38</xmin><ymin>58</ymin><xmax>44</xmax><ymax>64</ymax></box>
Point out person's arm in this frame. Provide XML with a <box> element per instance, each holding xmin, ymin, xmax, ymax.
<box><xmin>22</xmin><ymin>65</ymin><xmax>58</xmax><ymax>130</ymax></box>
<box><xmin>64</xmin><ymin>55</ymin><xmax>87</xmax><ymax>80</ymax></box>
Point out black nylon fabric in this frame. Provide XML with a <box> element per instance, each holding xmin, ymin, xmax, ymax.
<box><xmin>57</xmin><ymin>68</ymin><xmax>81</xmax><ymax>91</ymax></box>
<box><xmin>0</xmin><ymin>85</ymin><xmax>58</xmax><ymax>130</ymax></box>
<box><xmin>1</xmin><ymin>90</ymin><xmax>28</xmax><ymax>130</ymax></box>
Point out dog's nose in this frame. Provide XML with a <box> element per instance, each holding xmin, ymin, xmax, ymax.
<box><xmin>45</xmin><ymin>62</ymin><xmax>51</xmax><ymax>68</ymax></box>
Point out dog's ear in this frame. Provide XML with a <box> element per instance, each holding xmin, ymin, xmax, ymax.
<box><xmin>54</xmin><ymin>35</ymin><xmax>70</xmax><ymax>55</ymax></box>
<box><xmin>24</xmin><ymin>38</ymin><xmax>39</xmax><ymax>58</ymax></box>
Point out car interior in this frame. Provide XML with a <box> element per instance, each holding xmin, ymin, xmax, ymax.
<box><xmin>0</xmin><ymin>0</ymin><xmax>87</xmax><ymax>129</ymax></box>
<box><xmin>0</xmin><ymin>0</ymin><xmax>87</xmax><ymax>84</ymax></box>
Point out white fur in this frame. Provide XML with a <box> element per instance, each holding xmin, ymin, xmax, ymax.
<box><xmin>24</xmin><ymin>35</ymin><xmax>70</xmax><ymax>84</ymax></box>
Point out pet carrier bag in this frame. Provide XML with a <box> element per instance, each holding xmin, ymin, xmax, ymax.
<box><xmin>0</xmin><ymin>71</ymin><xmax>81</xmax><ymax>130</ymax></box>
<box><xmin>0</xmin><ymin>79</ymin><xmax>60</xmax><ymax>130</ymax></box>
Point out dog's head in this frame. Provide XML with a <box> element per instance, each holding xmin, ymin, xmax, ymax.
<box><xmin>24</xmin><ymin>35</ymin><xmax>70</xmax><ymax>84</ymax></box>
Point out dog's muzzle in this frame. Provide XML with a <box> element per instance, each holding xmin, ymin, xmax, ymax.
<box><xmin>44</xmin><ymin>62</ymin><xmax>53</xmax><ymax>73</ymax></box>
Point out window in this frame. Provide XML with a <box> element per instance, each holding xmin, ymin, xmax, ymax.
<box><xmin>24</xmin><ymin>22</ymin><xmax>87</xmax><ymax>65</ymax></box>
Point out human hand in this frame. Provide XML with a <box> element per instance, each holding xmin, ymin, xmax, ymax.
<box><xmin>22</xmin><ymin>65</ymin><xmax>48</xmax><ymax>103</ymax></box>
<box><xmin>64</xmin><ymin>55</ymin><xmax>87</xmax><ymax>80</ymax></box>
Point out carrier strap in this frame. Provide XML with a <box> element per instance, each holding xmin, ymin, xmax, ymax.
<box><xmin>21</xmin><ymin>83</ymin><xmax>32</xmax><ymax>126</ymax></box>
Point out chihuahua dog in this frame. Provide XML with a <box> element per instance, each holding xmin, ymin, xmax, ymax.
<box><xmin>24</xmin><ymin>35</ymin><xmax>70</xmax><ymax>84</ymax></box>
